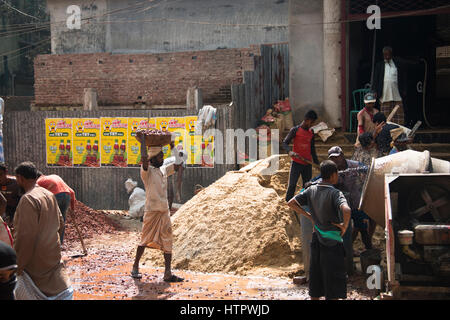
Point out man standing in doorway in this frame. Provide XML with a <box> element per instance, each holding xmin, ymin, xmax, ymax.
<box><xmin>283</xmin><ymin>110</ymin><xmax>319</xmax><ymax>202</ymax></box>
<box><xmin>373</xmin><ymin>46</ymin><xmax>407</xmax><ymax>126</ymax></box>
<box><xmin>131</xmin><ymin>132</ymin><xmax>183</xmax><ymax>282</ymax></box>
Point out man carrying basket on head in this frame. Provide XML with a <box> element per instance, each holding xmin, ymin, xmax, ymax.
<box><xmin>130</xmin><ymin>130</ymin><xmax>184</xmax><ymax>282</ymax></box>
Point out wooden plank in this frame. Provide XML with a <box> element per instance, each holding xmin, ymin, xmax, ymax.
<box><xmin>231</xmin><ymin>84</ymin><xmax>240</xmax><ymax>132</ymax></box>
<box><xmin>284</xmin><ymin>43</ymin><xmax>290</xmax><ymax>99</ymax></box>
<box><xmin>248</xmin><ymin>72</ymin><xmax>255</xmax><ymax>130</ymax></box>
<box><xmin>244</xmin><ymin>73</ymin><xmax>251</xmax><ymax>131</ymax></box>
<box><xmin>278</xmin><ymin>44</ymin><xmax>283</xmax><ymax>101</ymax></box>
<box><xmin>253</xmin><ymin>57</ymin><xmax>260</xmax><ymax>122</ymax></box>
<box><xmin>263</xmin><ymin>45</ymin><xmax>272</xmax><ymax>110</ymax></box>
<box><xmin>256</xmin><ymin>55</ymin><xmax>265</xmax><ymax>120</ymax></box>
<box><xmin>271</xmin><ymin>45</ymin><xmax>277</xmax><ymax>105</ymax></box>
<box><xmin>238</xmin><ymin>84</ymin><xmax>245</xmax><ymax>131</ymax></box>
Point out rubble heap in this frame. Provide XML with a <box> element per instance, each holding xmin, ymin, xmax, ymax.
<box><xmin>63</xmin><ymin>200</ymin><xmax>121</xmax><ymax>247</ymax></box>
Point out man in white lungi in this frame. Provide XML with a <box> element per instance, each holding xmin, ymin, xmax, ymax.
<box><xmin>131</xmin><ymin>132</ymin><xmax>184</xmax><ymax>282</ymax></box>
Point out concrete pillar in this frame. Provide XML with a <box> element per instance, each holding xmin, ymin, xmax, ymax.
<box><xmin>194</xmin><ymin>88</ymin><xmax>203</xmax><ymax>110</ymax></box>
<box><xmin>186</xmin><ymin>87</ymin><xmax>196</xmax><ymax>110</ymax></box>
<box><xmin>323</xmin><ymin>0</ymin><xmax>342</xmax><ymax>128</ymax></box>
<box><xmin>187</xmin><ymin>87</ymin><xmax>203</xmax><ymax>111</ymax></box>
<box><xmin>288</xmin><ymin>0</ymin><xmax>324</xmax><ymax>125</ymax></box>
<box><xmin>83</xmin><ymin>88</ymin><xmax>98</xmax><ymax>110</ymax></box>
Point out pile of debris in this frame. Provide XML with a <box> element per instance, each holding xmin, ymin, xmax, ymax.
<box><xmin>63</xmin><ymin>200</ymin><xmax>121</xmax><ymax>247</ymax></box>
<box><xmin>142</xmin><ymin>155</ymin><xmax>305</xmax><ymax>277</ymax></box>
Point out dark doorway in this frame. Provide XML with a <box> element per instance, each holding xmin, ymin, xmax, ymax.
<box><xmin>348</xmin><ymin>14</ymin><xmax>450</xmax><ymax>129</ymax></box>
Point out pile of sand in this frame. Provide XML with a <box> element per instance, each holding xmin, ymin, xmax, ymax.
<box><xmin>142</xmin><ymin>155</ymin><xmax>305</xmax><ymax>277</ymax></box>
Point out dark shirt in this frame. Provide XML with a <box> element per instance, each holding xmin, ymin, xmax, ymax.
<box><xmin>306</xmin><ymin>160</ymin><xmax>368</xmax><ymax>210</ymax></box>
<box><xmin>294</xmin><ymin>183</ymin><xmax>348</xmax><ymax>246</ymax></box>
<box><xmin>282</xmin><ymin>125</ymin><xmax>319</xmax><ymax>164</ymax></box>
<box><xmin>0</xmin><ymin>241</ymin><xmax>17</xmax><ymax>300</ymax></box>
<box><xmin>376</xmin><ymin>123</ymin><xmax>399</xmax><ymax>154</ymax></box>
<box><xmin>0</xmin><ymin>176</ymin><xmax>22</xmax><ymax>219</ymax></box>
<box><xmin>335</xmin><ymin>160</ymin><xmax>368</xmax><ymax>210</ymax></box>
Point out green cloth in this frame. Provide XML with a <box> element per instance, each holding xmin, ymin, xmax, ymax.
<box><xmin>314</xmin><ymin>225</ymin><xmax>343</xmax><ymax>243</ymax></box>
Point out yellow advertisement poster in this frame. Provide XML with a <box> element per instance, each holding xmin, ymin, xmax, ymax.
<box><xmin>201</xmin><ymin>134</ymin><xmax>215</xmax><ymax>168</ymax></box>
<box><xmin>45</xmin><ymin>118</ymin><xmax>73</xmax><ymax>167</ymax></box>
<box><xmin>185</xmin><ymin>116</ymin><xmax>201</xmax><ymax>166</ymax></box>
<box><xmin>156</xmin><ymin>117</ymin><xmax>172</xmax><ymax>159</ymax></box>
<box><xmin>100</xmin><ymin>118</ymin><xmax>128</xmax><ymax>167</ymax></box>
<box><xmin>45</xmin><ymin>116</ymin><xmax>214</xmax><ymax>168</ymax></box>
<box><xmin>184</xmin><ymin>116</ymin><xmax>215</xmax><ymax>167</ymax></box>
<box><xmin>127</xmin><ymin>118</ymin><xmax>156</xmax><ymax>167</ymax></box>
<box><xmin>73</xmin><ymin>118</ymin><xmax>101</xmax><ymax>167</ymax></box>
<box><xmin>167</xmin><ymin>117</ymin><xmax>187</xmax><ymax>157</ymax></box>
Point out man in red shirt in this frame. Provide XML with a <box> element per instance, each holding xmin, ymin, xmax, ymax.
<box><xmin>283</xmin><ymin>110</ymin><xmax>319</xmax><ymax>202</ymax></box>
<box><xmin>36</xmin><ymin>172</ymin><xmax>76</xmax><ymax>244</ymax></box>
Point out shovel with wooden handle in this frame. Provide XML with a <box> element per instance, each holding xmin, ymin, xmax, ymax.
<box><xmin>386</xmin><ymin>105</ymin><xmax>400</xmax><ymax>123</ymax></box>
<box><xmin>408</xmin><ymin>121</ymin><xmax>422</xmax><ymax>138</ymax></box>
<box><xmin>292</xmin><ymin>153</ymin><xmax>320</xmax><ymax>169</ymax></box>
<box><xmin>68</xmin><ymin>207</ymin><xmax>88</xmax><ymax>258</ymax></box>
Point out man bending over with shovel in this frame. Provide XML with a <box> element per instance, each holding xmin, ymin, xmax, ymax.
<box><xmin>283</xmin><ymin>110</ymin><xmax>319</xmax><ymax>202</ymax></box>
<box><xmin>131</xmin><ymin>131</ymin><xmax>184</xmax><ymax>282</ymax></box>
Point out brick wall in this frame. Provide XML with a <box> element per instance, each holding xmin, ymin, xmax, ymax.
<box><xmin>34</xmin><ymin>47</ymin><xmax>258</xmax><ymax>107</ymax></box>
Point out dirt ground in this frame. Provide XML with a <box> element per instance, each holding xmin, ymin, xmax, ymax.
<box><xmin>61</xmin><ymin>211</ymin><xmax>379</xmax><ymax>300</ymax></box>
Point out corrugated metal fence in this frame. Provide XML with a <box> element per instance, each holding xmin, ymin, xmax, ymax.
<box><xmin>232</xmin><ymin>43</ymin><xmax>289</xmax><ymax>131</ymax></box>
<box><xmin>3</xmin><ymin>107</ymin><xmax>235</xmax><ymax>210</ymax></box>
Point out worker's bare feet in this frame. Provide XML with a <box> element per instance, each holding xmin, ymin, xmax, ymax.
<box><xmin>131</xmin><ymin>268</ymin><xmax>142</xmax><ymax>279</ymax></box>
<box><xmin>163</xmin><ymin>274</ymin><xmax>184</xmax><ymax>282</ymax></box>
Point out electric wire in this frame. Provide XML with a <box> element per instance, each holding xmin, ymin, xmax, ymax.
<box><xmin>0</xmin><ymin>3</ymin><xmax>449</xmax><ymax>31</ymax></box>
<box><xmin>5</xmin><ymin>36</ymin><xmax>51</xmax><ymax>63</ymax></box>
<box><xmin>0</xmin><ymin>0</ymin><xmax>40</xmax><ymax>21</ymax></box>
<box><xmin>0</xmin><ymin>36</ymin><xmax>51</xmax><ymax>57</ymax></box>
<box><xmin>0</xmin><ymin>0</ymin><xmax>151</xmax><ymax>32</ymax></box>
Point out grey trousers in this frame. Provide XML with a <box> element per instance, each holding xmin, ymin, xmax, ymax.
<box><xmin>300</xmin><ymin>207</ymin><xmax>354</xmax><ymax>279</ymax></box>
<box><xmin>300</xmin><ymin>214</ymin><xmax>313</xmax><ymax>280</ymax></box>
<box><xmin>55</xmin><ymin>192</ymin><xmax>71</xmax><ymax>244</ymax></box>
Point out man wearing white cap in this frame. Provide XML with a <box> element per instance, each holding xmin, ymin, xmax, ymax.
<box><xmin>355</xmin><ymin>92</ymin><xmax>380</xmax><ymax>147</ymax></box>
<box><xmin>131</xmin><ymin>132</ymin><xmax>183</xmax><ymax>282</ymax></box>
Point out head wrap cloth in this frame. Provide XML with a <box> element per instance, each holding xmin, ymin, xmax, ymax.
<box><xmin>148</xmin><ymin>146</ymin><xmax>162</xmax><ymax>158</ymax></box>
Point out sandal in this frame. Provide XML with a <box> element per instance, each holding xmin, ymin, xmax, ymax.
<box><xmin>164</xmin><ymin>274</ymin><xmax>184</xmax><ymax>283</ymax></box>
<box><xmin>131</xmin><ymin>269</ymin><xmax>142</xmax><ymax>279</ymax></box>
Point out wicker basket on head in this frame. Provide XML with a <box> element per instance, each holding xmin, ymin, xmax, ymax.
<box><xmin>135</xmin><ymin>130</ymin><xmax>172</xmax><ymax>147</ymax></box>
